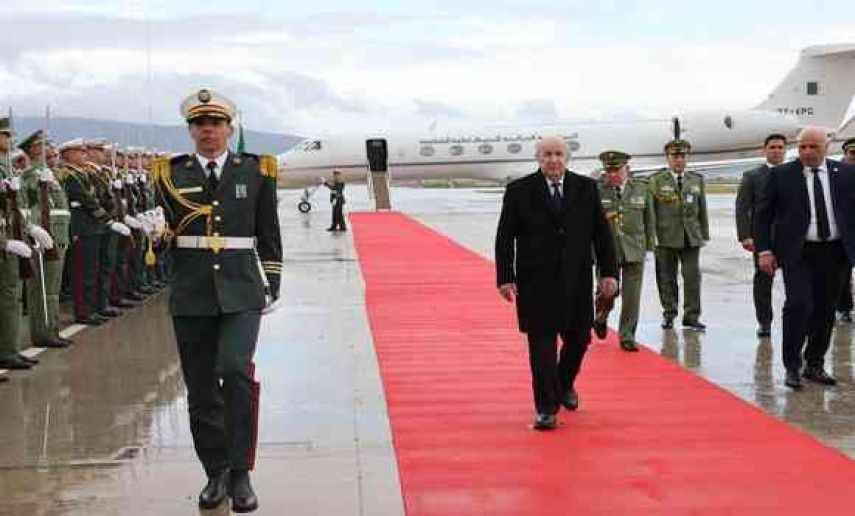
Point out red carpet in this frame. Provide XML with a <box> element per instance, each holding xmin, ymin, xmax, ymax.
<box><xmin>351</xmin><ymin>212</ymin><xmax>855</xmax><ymax>515</ymax></box>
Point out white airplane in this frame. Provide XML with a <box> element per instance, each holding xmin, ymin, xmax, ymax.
<box><xmin>279</xmin><ymin>44</ymin><xmax>855</xmax><ymax>194</ymax></box>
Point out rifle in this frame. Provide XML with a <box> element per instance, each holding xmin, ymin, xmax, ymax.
<box><xmin>38</xmin><ymin>105</ymin><xmax>59</xmax><ymax>261</ymax></box>
<box><xmin>3</xmin><ymin>108</ymin><xmax>35</xmax><ymax>279</ymax></box>
<box><xmin>112</xmin><ymin>143</ymin><xmax>134</xmax><ymax>252</ymax></box>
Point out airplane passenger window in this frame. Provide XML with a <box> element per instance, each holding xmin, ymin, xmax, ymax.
<box><xmin>567</xmin><ymin>140</ymin><xmax>581</xmax><ymax>152</ymax></box>
<box><xmin>507</xmin><ymin>143</ymin><xmax>522</xmax><ymax>154</ymax></box>
<box><xmin>478</xmin><ymin>144</ymin><xmax>493</xmax><ymax>155</ymax></box>
<box><xmin>308</xmin><ymin>141</ymin><xmax>322</xmax><ymax>151</ymax></box>
<box><xmin>724</xmin><ymin>115</ymin><xmax>733</xmax><ymax>129</ymax></box>
<box><xmin>449</xmin><ymin>145</ymin><xmax>464</xmax><ymax>156</ymax></box>
<box><xmin>420</xmin><ymin>145</ymin><xmax>435</xmax><ymax>157</ymax></box>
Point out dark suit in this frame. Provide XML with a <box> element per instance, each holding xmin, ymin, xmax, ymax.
<box><xmin>496</xmin><ymin>170</ymin><xmax>616</xmax><ymax>414</ymax></box>
<box><xmin>157</xmin><ymin>152</ymin><xmax>282</xmax><ymax>476</ymax></box>
<box><xmin>325</xmin><ymin>180</ymin><xmax>346</xmax><ymax>230</ymax></box>
<box><xmin>735</xmin><ymin>164</ymin><xmax>773</xmax><ymax>327</ymax></box>
<box><xmin>754</xmin><ymin>159</ymin><xmax>855</xmax><ymax>373</ymax></box>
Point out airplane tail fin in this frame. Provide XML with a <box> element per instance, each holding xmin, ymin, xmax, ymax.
<box><xmin>755</xmin><ymin>44</ymin><xmax>855</xmax><ymax>129</ymax></box>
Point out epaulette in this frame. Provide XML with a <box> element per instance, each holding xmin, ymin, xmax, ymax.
<box><xmin>152</xmin><ymin>156</ymin><xmax>172</xmax><ymax>182</ymax></box>
<box><xmin>169</xmin><ymin>154</ymin><xmax>188</xmax><ymax>166</ymax></box>
<box><xmin>259</xmin><ymin>154</ymin><xmax>278</xmax><ymax>180</ymax></box>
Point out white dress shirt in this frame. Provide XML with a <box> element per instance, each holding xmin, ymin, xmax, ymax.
<box><xmin>803</xmin><ymin>164</ymin><xmax>839</xmax><ymax>241</ymax></box>
<box><xmin>195</xmin><ymin>150</ymin><xmax>229</xmax><ymax>180</ymax></box>
<box><xmin>544</xmin><ymin>175</ymin><xmax>563</xmax><ymax>197</ymax></box>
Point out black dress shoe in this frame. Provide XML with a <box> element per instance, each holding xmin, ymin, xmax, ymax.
<box><xmin>114</xmin><ymin>299</ymin><xmax>138</xmax><ymax>308</ymax></box>
<box><xmin>98</xmin><ymin>308</ymin><xmax>122</xmax><ymax>318</ymax></box>
<box><xmin>661</xmin><ymin>317</ymin><xmax>674</xmax><ymax>330</ymax></box>
<box><xmin>840</xmin><ymin>311</ymin><xmax>852</xmax><ymax>322</ymax></box>
<box><xmin>593</xmin><ymin>318</ymin><xmax>608</xmax><ymax>339</ymax></box>
<box><xmin>785</xmin><ymin>370</ymin><xmax>803</xmax><ymax>390</ymax></box>
<box><xmin>18</xmin><ymin>353</ymin><xmax>39</xmax><ymax>365</ymax></box>
<box><xmin>682</xmin><ymin>319</ymin><xmax>706</xmax><ymax>331</ymax></box>
<box><xmin>230</xmin><ymin>470</ymin><xmax>259</xmax><ymax>512</ymax></box>
<box><xmin>620</xmin><ymin>340</ymin><xmax>639</xmax><ymax>352</ymax></box>
<box><xmin>0</xmin><ymin>355</ymin><xmax>33</xmax><ymax>370</ymax></box>
<box><xmin>56</xmin><ymin>336</ymin><xmax>74</xmax><ymax>346</ymax></box>
<box><xmin>560</xmin><ymin>389</ymin><xmax>579</xmax><ymax>411</ymax></box>
<box><xmin>139</xmin><ymin>285</ymin><xmax>159</xmax><ymax>294</ymax></box>
<box><xmin>37</xmin><ymin>337</ymin><xmax>71</xmax><ymax>348</ymax></box>
<box><xmin>756</xmin><ymin>324</ymin><xmax>771</xmax><ymax>338</ymax></box>
<box><xmin>533</xmin><ymin>413</ymin><xmax>558</xmax><ymax>430</ymax></box>
<box><xmin>803</xmin><ymin>367</ymin><xmax>837</xmax><ymax>386</ymax></box>
<box><xmin>326</xmin><ymin>226</ymin><xmax>336</xmax><ymax>231</ymax></box>
<box><xmin>75</xmin><ymin>317</ymin><xmax>104</xmax><ymax>326</ymax></box>
<box><xmin>198</xmin><ymin>470</ymin><xmax>229</xmax><ymax>510</ymax></box>
<box><xmin>127</xmin><ymin>292</ymin><xmax>146</xmax><ymax>301</ymax></box>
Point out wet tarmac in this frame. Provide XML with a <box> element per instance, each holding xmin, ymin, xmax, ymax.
<box><xmin>0</xmin><ymin>184</ymin><xmax>852</xmax><ymax>514</ymax></box>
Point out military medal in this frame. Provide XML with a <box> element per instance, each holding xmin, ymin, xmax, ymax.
<box><xmin>236</xmin><ymin>184</ymin><xmax>247</xmax><ymax>199</ymax></box>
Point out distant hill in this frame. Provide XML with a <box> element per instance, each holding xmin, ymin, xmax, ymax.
<box><xmin>12</xmin><ymin>116</ymin><xmax>302</xmax><ymax>155</ymax></box>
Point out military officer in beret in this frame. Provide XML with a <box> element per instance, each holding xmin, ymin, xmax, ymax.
<box><xmin>648</xmin><ymin>139</ymin><xmax>709</xmax><ymax>331</ymax></box>
<box><xmin>837</xmin><ymin>137</ymin><xmax>855</xmax><ymax>322</ymax></box>
<box><xmin>154</xmin><ymin>88</ymin><xmax>281</xmax><ymax>512</ymax></box>
<box><xmin>596</xmin><ymin>150</ymin><xmax>655</xmax><ymax>351</ymax></box>
<box><xmin>19</xmin><ymin>130</ymin><xmax>73</xmax><ymax>348</ymax></box>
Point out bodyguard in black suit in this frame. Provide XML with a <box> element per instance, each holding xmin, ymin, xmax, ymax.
<box><xmin>155</xmin><ymin>89</ymin><xmax>282</xmax><ymax>512</ymax></box>
<box><xmin>734</xmin><ymin>134</ymin><xmax>787</xmax><ymax>337</ymax></box>
<box><xmin>496</xmin><ymin>136</ymin><xmax>617</xmax><ymax>430</ymax></box>
<box><xmin>837</xmin><ymin>137</ymin><xmax>855</xmax><ymax>322</ymax></box>
<box><xmin>754</xmin><ymin>127</ymin><xmax>855</xmax><ymax>389</ymax></box>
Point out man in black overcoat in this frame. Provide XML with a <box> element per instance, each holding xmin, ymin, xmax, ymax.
<box><xmin>495</xmin><ymin>136</ymin><xmax>617</xmax><ymax>430</ymax></box>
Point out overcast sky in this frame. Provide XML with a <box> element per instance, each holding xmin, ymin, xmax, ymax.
<box><xmin>1</xmin><ymin>1</ymin><xmax>853</xmax><ymax>137</ymax></box>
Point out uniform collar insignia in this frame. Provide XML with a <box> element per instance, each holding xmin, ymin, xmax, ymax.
<box><xmin>184</xmin><ymin>159</ymin><xmax>194</xmax><ymax>169</ymax></box>
<box><xmin>233</xmin><ymin>155</ymin><xmax>242</xmax><ymax>165</ymax></box>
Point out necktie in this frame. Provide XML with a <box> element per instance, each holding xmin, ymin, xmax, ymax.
<box><xmin>206</xmin><ymin>161</ymin><xmax>219</xmax><ymax>193</ymax></box>
<box><xmin>550</xmin><ymin>182</ymin><xmax>562</xmax><ymax>211</ymax></box>
<box><xmin>676</xmin><ymin>175</ymin><xmax>683</xmax><ymax>193</ymax></box>
<box><xmin>811</xmin><ymin>167</ymin><xmax>830</xmax><ymax>240</ymax></box>
<box><xmin>614</xmin><ymin>187</ymin><xmax>622</xmax><ymax>201</ymax></box>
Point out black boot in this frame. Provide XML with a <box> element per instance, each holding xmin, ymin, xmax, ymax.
<box><xmin>230</xmin><ymin>470</ymin><xmax>259</xmax><ymax>512</ymax></box>
<box><xmin>198</xmin><ymin>469</ymin><xmax>229</xmax><ymax>510</ymax></box>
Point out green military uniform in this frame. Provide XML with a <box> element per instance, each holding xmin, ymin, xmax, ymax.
<box><xmin>649</xmin><ymin>139</ymin><xmax>709</xmax><ymax>328</ymax></box>
<box><xmin>0</xmin><ymin>126</ymin><xmax>34</xmax><ymax>368</ymax></box>
<box><xmin>324</xmin><ymin>173</ymin><xmax>346</xmax><ymax>231</ymax></box>
<box><xmin>19</xmin><ymin>130</ymin><xmax>71</xmax><ymax>346</ymax></box>
<box><xmin>597</xmin><ymin>151</ymin><xmax>655</xmax><ymax>350</ymax></box>
<box><xmin>58</xmin><ymin>144</ymin><xmax>111</xmax><ymax>324</ymax></box>
<box><xmin>155</xmin><ymin>88</ymin><xmax>282</xmax><ymax>512</ymax></box>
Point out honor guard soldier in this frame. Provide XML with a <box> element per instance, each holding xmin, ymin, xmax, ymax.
<box><xmin>85</xmin><ymin>139</ymin><xmax>123</xmax><ymax>318</ymax></box>
<box><xmin>649</xmin><ymin>139</ymin><xmax>709</xmax><ymax>330</ymax></box>
<box><xmin>19</xmin><ymin>130</ymin><xmax>73</xmax><ymax>348</ymax></box>
<box><xmin>154</xmin><ymin>88</ymin><xmax>282</xmax><ymax>512</ymax></box>
<box><xmin>1</xmin><ymin>117</ymin><xmax>43</xmax><ymax>370</ymax></box>
<box><xmin>838</xmin><ymin>137</ymin><xmax>855</xmax><ymax>322</ymax></box>
<box><xmin>595</xmin><ymin>150</ymin><xmax>655</xmax><ymax>351</ymax></box>
<box><xmin>58</xmin><ymin>138</ymin><xmax>130</xmax><ymax>326</ymax></box>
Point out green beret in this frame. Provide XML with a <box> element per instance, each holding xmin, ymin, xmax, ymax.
<box><xmin>18</xmin><ymin>130</ymin><xmax>45</xmax><ymax>151</ymax></box>
<box><xmin>664</xmin><ymin>139</ymin><xmax>692</xmax><ymax>154</ymax></box>
<box><xmin>598</xmin><ymin>150</ymin><xmax>631</xmax><ymax>170</ymax></box>
<box><xmin>0</xmin><ymin>117</ymin><xmax>11</xmax><ymax>135</ymax></box>
<box><xmin>843</xmin><ymin>138</ymin><xmax>855</xmax><ymax>152</ymax></box>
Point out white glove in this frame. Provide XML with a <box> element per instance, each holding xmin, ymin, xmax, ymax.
<box><xmin>123</xmin><ymin>214</ymin><xmax>142</xmax><ymax>229</ymax></box>
<box><xmin>109</xmin><ymin>221</ymin><xmax>131</xmax><ymax>236</ymax></box>
<box><xmin>133</xmin><ymin>215</ymin><xmax>152</xmax><ymax>234</ymax></box>
<box><xmin>112</xmin><ymin>179</ymin><xmax>123</xmax><ymax>190</ymax></box>
<box><xmin>4</xmin><ymin>239</ymin><xmax>32</xmax><ymax>258</ymax></box>
<box><xmin>124</xmin><ymin>175</ymin><xmax>135</xmax><ymax>185</ymax></box>
<box><xmin>6</xmin><ymin>176</ymin><xmax>20</xmax><ymax>191</ymax></box>
<box><xmin>138</xmin><ymin>174</ymin><xmax>148</xmax><ymax>184</ymax></box>
<box><xmin>27</xmin><ymin>224</ymin><xmax>54</xmax><ymax>249</ymax></box>
<box><xmin>37</xmin><ymin>169</ymin><xmax>56</xmax><ymax>184</ymax></box>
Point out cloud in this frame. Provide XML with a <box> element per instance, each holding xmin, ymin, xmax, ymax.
<box><xmin>0</xmin><ymin>6</ymin><xmax>853</xmax><ymax>136</ymax></box>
